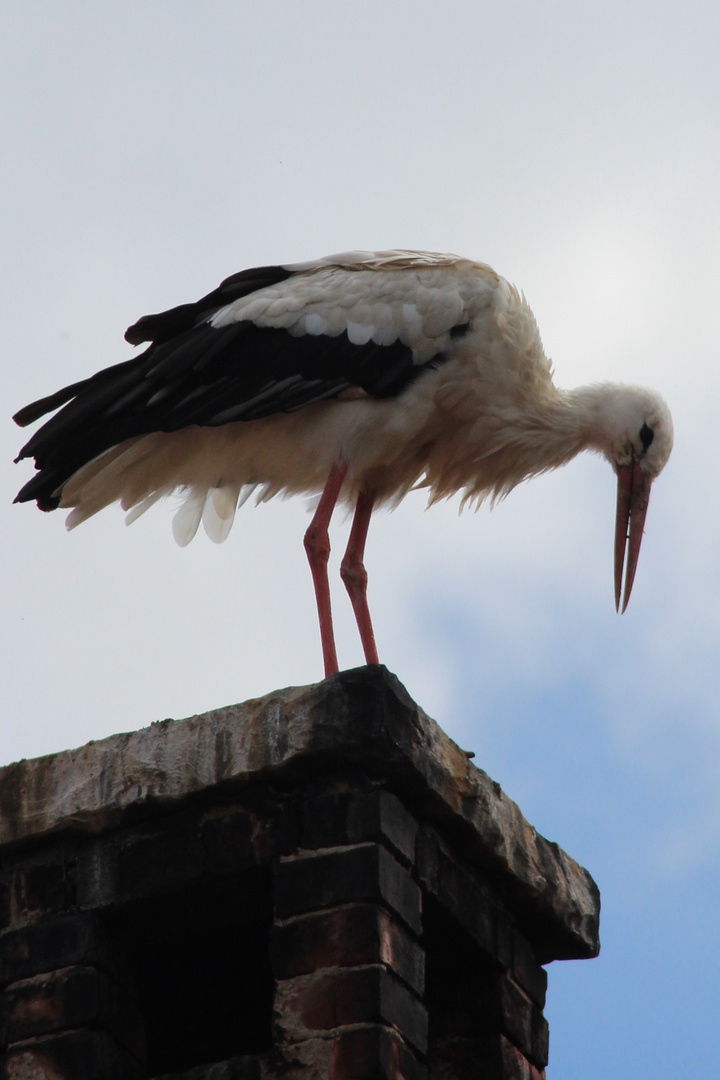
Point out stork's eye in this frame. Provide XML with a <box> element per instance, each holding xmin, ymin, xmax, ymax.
<box><xmin>639</xmin><ymin>422</ymin><xmax>654</xmax><ymax>450</ymax></box>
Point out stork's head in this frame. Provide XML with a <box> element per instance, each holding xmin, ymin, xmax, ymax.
<box><xmin>587</xmin><ymin>385</ymin><xmax>673</xmax><ymax>612</ymax></box>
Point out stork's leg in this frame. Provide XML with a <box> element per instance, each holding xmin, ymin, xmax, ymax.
<box><xmin>304</xmin><ymin>460</ymin><xmax>348</xmax><ymax>677</ymax></box>
<box><xmin>340</xmin><ymin>490</ymin><xmax>379</xmax><ymax>666</ymax></box>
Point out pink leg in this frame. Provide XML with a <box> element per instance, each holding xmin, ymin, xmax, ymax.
<box><xmin>340</xmin><ymin>491</ymin><xmax>379</xmax><ymax>666</ymax></box>
<box><xmin>304</xmin><ymin>460</ymin><xmax>348</xmax><ymax>677</ymax></box>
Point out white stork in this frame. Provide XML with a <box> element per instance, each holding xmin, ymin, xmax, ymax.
<box><xmin>14</xmin><ymin>251</ymin><xmax>673</xmax><ymax>676</ymax></box>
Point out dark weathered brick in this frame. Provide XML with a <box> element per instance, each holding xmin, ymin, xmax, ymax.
<box><xmin>496</xmin><ymin>1033</ymin><xmax>546</xmax><ymax>1079</ymax></box>
<box><xmin>250</xmin><ymin>801</ymin><xmax>299</xmax><ymax>862</ymax></box>
<box><xmin>153</xmin><ymin>1052</ymin><xmax>263</xmax><ymax>1080</ymax></box>
<box><xmin>77</xmin><ymin>798</ymin><xmax>292</xmax><ymax>913</ymax></box>
<box><xmin>417</xmin><ymin>827</ymin><xmax>511</xmax><ymax>965</ymax></box>
<box><xmin>331</xmin><ymin>1025</ymin><xmax>426</xmax><ymax>1080</ymax></box>
<box><xmin>379</xmin><ymin>969</ymin><xmax>428</xmax><ymax>1055</ymax></box>
<box><xmin>431</xmin><ymin>969</ymin><xmax>549</xmax><ymax>1068</ymax></box>
<box><xmin>298</xmin><ymin>793</ymin><xmax>349</xmax><ymax>851</ymax></box>
<box><xmin>496</xmin><ymin>912</ymin><xmax>514</xmax><ymax>971</ymax></box>
<box><xmin>496</xmin><ymin>976</ymin><xmax>533</xmax><ymax>1059</ymax></box>
<box><xmin>201</xmin><ymin>808</ymin><xmax>256</xmax><ymax>875</ymax></box>
<box><xmin>512</xmin><ymin>930</ymin><xmax>547</xmax><ymax>1009</ymax></box>
<box><xmin>275</xmin><ymin>844</ymin><xmax>421</xmax><ymax>934</ymax></box>
<box><xmin>0</xmin><ymin>880</ymin><xmax>10</xmax><ymax>930</ymax></box>
<box><xmin>2</xmin><ymin>964</ymin><xmax>144</xmax><ymax>1059</ymax></box>
<box><xmin>200</xmin><ymin>793</ymin><xmax>300</xmax><ymax>873</ymax></box>
<box><xmin>271</xmin><ymin>903</ymin><xmax>424</xmax><ymax>993</ymax></box>
<box><xmin>302</xmin><ymin>791</ymin><xmax>417</xmax><ymax>866</ymax></box>
<box><xmin>217</xmin><ymin>786</ymin><xmax>300</xmax><ymax>861</ymax></box>
<box><xmin>431</xmin><ymin>969</ymin><xmax>542</xmax><ymax>1064</ymax></box>
<box><xmin>429</xmin><ymin>1033</ymin><xmax>544</xmax><ymax>1080</ymax></box>
<box><xmin>14</xmin><ymin>861</ymin><xmax>73</xmax><ymax>921</ymax></box>
<box><xmin>77</xmin><ymin>838</ymin><xmax>119</xmax><ymax>911</ymax></box>
<box><xmin>0</xmin><ymin>914</ymin><xmax>111</xmax><ymax>987</ymax></box>
<box><xmin>276</xmin><ymin>965</ymin><xmax>428</xmax><ymax>1054</ymax></box>
<box><xmin>428</xmin><ymin>1035</ymin><xmax>484</xmax><ymax>1080</ymax></box>
<box><xmin>1</xmin><ymin>1028</ymin><xmax>144</xmax><ymax>1080</ymax></box>
<box><xmin>350</xmin><ymin>792</ymin><xmax>417</xmax><ymax>866</ymax></box>
<box><xmin>531</xmin><ymin>1008</ymin><xmax>549</xmax><ymax>1069</ymax></box>
<box><xmin>116</xmin><ymin>818</ymin><xmax>205</xmax><ymax>901</ymax></box>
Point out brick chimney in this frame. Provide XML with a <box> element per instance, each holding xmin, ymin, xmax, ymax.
<box><xmin>0</xmin><ymin>666</ymin><xmax>599</xmax><ymax>1079</ymax></box>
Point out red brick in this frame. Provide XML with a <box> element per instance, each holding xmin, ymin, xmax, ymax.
<box><xmin>271</xmin><ymin>903</ymin><xmax>424</xmax><ymax>993</ymax></box>
<box><xmin>276</xmin><ymin>965</ymin><xmax>427</xmax><ymax>1054</ymax></box>
<box><xmin>274</xmin><ymin>844</ymin><xmax>421</xmax><ymax>934</ymax></box>
<box><xmin>1</xmin><ymin>1028</ymin><xmax>144</xmax><ymax>1080</ymax></box>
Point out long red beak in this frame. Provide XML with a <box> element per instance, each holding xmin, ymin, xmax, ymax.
<box><xmin>614</xmin><ymin>460</ymin><xmax>652</xmax><ymax>613</ymax></box>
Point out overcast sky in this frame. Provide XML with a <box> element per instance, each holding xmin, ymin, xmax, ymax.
<box><xmin>2</xmin><ymin>3</ymin><xmax>719</xmax><ymax>1076</ymax></box>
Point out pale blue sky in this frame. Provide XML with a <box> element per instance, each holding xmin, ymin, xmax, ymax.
<box><xmin>2</xmin><ymin>3</ymin><xmax>719</xmax><ymax>1076</ymax></box>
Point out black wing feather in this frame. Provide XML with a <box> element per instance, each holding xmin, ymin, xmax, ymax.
<box><xmin>14</xmin><ymin>267</ymin><xmax>451</xmax><ymax>511</ymax></box>
<box><xmin>123</xmin><ymin>264</ymin><xmax>295</xmax><ymax>345</ymax></box>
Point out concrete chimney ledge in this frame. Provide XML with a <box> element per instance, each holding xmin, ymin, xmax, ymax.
<box><xmin>0</xmin><ymin>665</ymin><xmax>598</xmax><ymax>964</ymax></box>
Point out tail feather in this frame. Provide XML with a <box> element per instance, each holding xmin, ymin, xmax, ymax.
<box><xmin>172</xmin><ymin>488</ymin><xmax>206</xmax><ymax>547</ymax></box>
<box><xmin>202</xmin><ymin>485</ymin><xmax>240</xmax><ymax>544</ymax></box>
<box><xmin>124</xmin><ymin>488</ymin><xmax>170</xmax><ymax>526</ymax></box>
